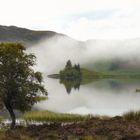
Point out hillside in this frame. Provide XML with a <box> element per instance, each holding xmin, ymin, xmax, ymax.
<box><xmin>83</xmin><ymin>60</ymin><xmax>140</xmax><ymax>72</ymax></box>
<box><xmin>0</xmin><ymin>25</ymin><xmax>64</xmax><ymax>45</ymax></box>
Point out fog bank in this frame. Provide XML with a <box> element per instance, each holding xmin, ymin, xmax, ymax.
<box><xmin>27</xmin><ymin>36</ymin><xmax>140</xmax><ymax>74</ymax></box>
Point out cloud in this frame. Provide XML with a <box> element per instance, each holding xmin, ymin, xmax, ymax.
<box><xmin>62</xmin><ymin>8</ymin><xmax>140</xmax><ymax>40</ymax></box>
<box><xmin>0</xmin><ymin>0</ymin><xmax>140</xmax><ymax>40</ymax></box>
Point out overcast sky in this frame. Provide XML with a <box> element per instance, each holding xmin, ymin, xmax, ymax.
<box><xmin>0</xmin><ymin>0</ymin><xmax>140</xmax><ymax>40</ymax></box>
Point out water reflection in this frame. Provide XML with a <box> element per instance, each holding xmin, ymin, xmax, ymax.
<box><xmin>59</xmin><ymin>78</ymin><xmax>81</xmax><ymax>94</ymax></box>
<box><xmin>35</xmin><ymin>77</ymin><xmax>140</xmax><ymax>116</ymax></box>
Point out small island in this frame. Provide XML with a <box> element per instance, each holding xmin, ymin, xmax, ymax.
<box><xmin>59</xmin><ymin>60</ymin><xmax>82</xmax><ymax>93</ymax></box>
<box><xmin>48</xmin><ymin>60</ymin><xmax>101</xmax><ymax>93</ymax></box>
<box><xmin>48</xmin><ymin>60</ymin><xmax>100</xmax><ymax>80</ymax></box>
<box><xmin>59</xmin><ymin>60</ymin><xmax>82</xmax><ymax>80</ymax></box>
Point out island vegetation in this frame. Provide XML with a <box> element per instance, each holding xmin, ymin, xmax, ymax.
<box><xmin>59</xmin><ymin>60</ymin><xmax>82</xmax><ymax>80</ymax></box>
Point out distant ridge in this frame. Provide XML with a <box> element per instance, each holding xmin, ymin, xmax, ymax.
<box><xmin>0</xmin><ymin>25</ymin><xmax>64</xmax><ymax>45</ymax></box>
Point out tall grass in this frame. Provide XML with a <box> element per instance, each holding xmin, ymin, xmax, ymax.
<box><xmin>23</xmin><ymin>110</ymin><xmax>91</xmax><ymax>123</ymax></box>
<box><xmin>34</xmin><ymin>96</ymin><xmax>47</xmax><ymax>102</ymax></box>
<box><xmin>123</xmin><ymin>111</ymin><xmax>140</xmax><ymax>121</ymax></box>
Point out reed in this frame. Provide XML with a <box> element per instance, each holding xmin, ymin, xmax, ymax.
<box><xmin>123</xmin><ymin>110</ymin><xmax>140</xmax><ymax>121</ymax></box>
<box><xmin>34</xmin><ymin>96</ymin><xmax>47</xmax><ymax>102</ymax></box>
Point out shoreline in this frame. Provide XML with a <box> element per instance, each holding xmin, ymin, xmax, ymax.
<box><xmin>1</xmin><ymin>116</ymin><xmax>140</xmax><ymax>140</ymax></box>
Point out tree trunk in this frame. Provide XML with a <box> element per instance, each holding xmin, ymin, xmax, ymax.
<box><xmin>4</xmin><ymin>100</ymin><xmax>16</xmax><ymax>129</ymax></box>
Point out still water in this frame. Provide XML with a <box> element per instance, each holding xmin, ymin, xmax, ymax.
<box><xmin>35</xmin><ymin>76</ymin><xmax>140</xmax><ymax>117</ymax></box>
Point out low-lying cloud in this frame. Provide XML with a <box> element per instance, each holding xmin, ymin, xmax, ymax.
<box><xmin>27</xmin><ymin>36</ymin><xmax>140</xmax><ymax>74</ymax></box>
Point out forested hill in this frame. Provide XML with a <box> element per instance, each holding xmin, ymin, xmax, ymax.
<box><xmin>0</xmin><ymin>25</ymin><xmax>64</xmax><ymax>45</ymax></box>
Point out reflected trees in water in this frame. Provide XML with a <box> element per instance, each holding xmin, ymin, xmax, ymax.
<box><xmin>59</xmin><ymin>78</ymin><xmax>81</xmax><ymax>94</ymax></box>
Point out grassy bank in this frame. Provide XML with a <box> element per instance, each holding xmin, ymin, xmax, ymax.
<box><xmin>23</xmin><ymin>110</ymin><xmax>91</xmax><ymax>123</ymax></box>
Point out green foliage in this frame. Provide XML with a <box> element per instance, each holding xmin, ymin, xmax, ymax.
<box><xmin>65</xmin><ymin>60</ymin><xmax>72</xmax><ymax>69</ymax></box>
<box><xmin>60</xmin><ymin>60</ymin><xmax>82</xmax><ymax>80</ymax></box>
<box><xmin>0</xmin><ymin>43</ymin><xmax>47</xmax><ymax>128</ymax></box>
<box><xmin>136</xmin><ymin>89</ymin><xmax>140</xmax><ymax>92</ymax></box>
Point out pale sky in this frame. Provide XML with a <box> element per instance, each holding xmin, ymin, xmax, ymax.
<box><xmin>0</xmin><ymin>0</ymin><xmax>140</xmax><ymax>40</ymax></box>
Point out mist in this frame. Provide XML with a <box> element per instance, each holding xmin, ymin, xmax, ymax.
<box><xmin>27</xmin><ymin>35</ymin><xmax>140</xmax><ymax>74</ymax></box>
<box><xmin>28</xmin><ymin>35</ymin><xmax>140</xmax><ymax>116</ymax></box>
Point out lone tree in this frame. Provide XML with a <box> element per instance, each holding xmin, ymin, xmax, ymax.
<box><xmin>65</xmin><ymin>60</ymin><xmax>72</xmax><ymax>69</ymax></box>
<box><xmin>0</xmin><ymin>43</ymin><xmax>47</xmax><ymax>129</ymax></box>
